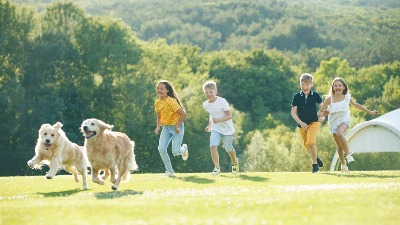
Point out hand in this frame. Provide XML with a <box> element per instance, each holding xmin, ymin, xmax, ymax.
<box><xmin>370</xmin><ymin>110</ymin><xmax>378</xmax><ymax>115</ymax></box>
<box><xmin>300</xmin><ymin>122</ymin><xmax>308</xmax><ymax>130</ymax></box>
<box><xmin>174</xmin><ymin>125</ymin><xmax>180</xmax><ymax>134</ymax></box>
<box><xmin>318</xmin><ymin>116</ymin><xmax>325</xmax><ymax>123</ymax></box>
<box><xmin>154</xmin><ymin>127</ymin><xmax>160</xmax><ymax>135</ymax></box>
<box><xmin>205</xmin><ymin>126</ymin><xmax>211</xmax><ymax>132</ymax></box>
<box><xmin>322</xmin><ymin>109</ymin><xmax>329</xmax><ymax>116</ymax></box>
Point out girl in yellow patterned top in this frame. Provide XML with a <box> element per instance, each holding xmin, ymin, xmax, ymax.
<box><xmin>154</xmin><ymin>80</ymin><xmax>188</xmax><ymax>177</ymax></box>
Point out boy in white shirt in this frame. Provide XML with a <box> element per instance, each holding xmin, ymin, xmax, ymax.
<box><xmin>203</xmin><ymin>81</ymin><xmax>239</xmax><ymax>175</ymax></box>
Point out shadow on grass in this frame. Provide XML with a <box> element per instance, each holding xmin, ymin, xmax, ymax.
<box><xmin>324</xmin><ymin>172</ymin><xmax>400</xmax><ymax>179</ymax></box>
<box><xmin>239</xmin><ymin>174</ymin><xmax>270</xmax><ymax>182</ymax></box>
<box><xmin>38</xmin><ymin>188</ymin><xmax>84</xmax><ymax>197</ymax></box>
<box><xmin>219</xmin><ymin>174</ymin><xmax>270</xmax><ymax>182</ymax></box>
<box><xmin>95</xmin><ymin>190</ymin><xmax>143</xmax><ymax>199</ymax></box>
<box><xmin>181</xmin><ymin>175</ymin><xmax>215</xmax><ymax>184</ymax></box>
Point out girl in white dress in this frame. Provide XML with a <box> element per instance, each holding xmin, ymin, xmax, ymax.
<box><xmin>318</xmin><ymin>77</ymin><xmax>377</xmax><ymax>172</ymax></box>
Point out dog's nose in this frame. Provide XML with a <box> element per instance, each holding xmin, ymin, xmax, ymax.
<box><xmin>45</xmin><ymin>139</ymin><xmax>50</xmax><ymax>143</ymax></box>
<box><xmin>83</xmin><ymin>126</ymin><xmax>88</xmax><ymax>131</ymax></box>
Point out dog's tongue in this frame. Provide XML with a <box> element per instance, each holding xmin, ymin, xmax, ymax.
<box><xmin>45</xmin><ymin>143</ymin><xmax>51</xmax><ymax>149</ymax></box>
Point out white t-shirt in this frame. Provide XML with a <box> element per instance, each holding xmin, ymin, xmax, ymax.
<box><xmin>203</xmin><ymin>96</ymin><xmax>235</xmax><ymax>135</ymax></box>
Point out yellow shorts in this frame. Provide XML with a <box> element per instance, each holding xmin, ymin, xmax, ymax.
<box><xmin>299</xmin><ymin>122</ymin><xmax>319</xmax><ymax>147</ymax></box>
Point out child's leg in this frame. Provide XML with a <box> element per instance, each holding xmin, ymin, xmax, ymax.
<box><xmin>228</xmin><ymin>150</ymin><xmax>237</xmax><ymax>164</ymax></box>
<box><xmin>210</xmin><ymin>146</ymin><xmax>220</xmax><ymax>168</ymax></box>
<box><xmin>171</xmin><ymin>123</ymin><xmax>185</xmax><ymax>156</ymax></box>
<box><xmin>308</xmin><ymin>145</ymin><xmax>318</xmax><ymax>164</ymax></box>
<box><xmin>336</xmin><ymin>123</ymin><xmax>349</xmax><ymax>155</ymax></box>
<box><xmin>158</xmin><ymin>126</ymin><xmax>174</xmax><ymax>172</ymax></box>
<box><xmin>222</xmin><ymin>135</ymin><xmax>237</xmax><ymax>165</ymax></box>
<box><xmin>306</xmin><ymin>122</ymin><xmax>319</xmax><ymax>164</ymax></box>
<box><xmin>299</xmin><ymin>126</ymin><xmax>313</xmax><ymax>160</ymax></box>
<box><xmin>210</xmin><ymin>131</ymin><xmax>222</xmax><ymax>169</ymax></box>
<box><xmin>332</xmin><ymin>134</ymin><xmax>345</xmax><ymax>165</ymax></box>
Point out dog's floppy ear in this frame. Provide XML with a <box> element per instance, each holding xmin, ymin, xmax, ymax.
<box><xmin>53</xmin><ymin>122</ymin><xmax>63</xmax><ymax>129</ymax></box>
<box><xmin>98</xmin><ymin>120</ymin><xmax>114</xmax><ymax>130</ymax></box>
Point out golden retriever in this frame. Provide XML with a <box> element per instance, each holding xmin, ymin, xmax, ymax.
<box><xmin>27</xmin><ymin>122</ymin><xmax>88</xmax><ymax>189</ymax></box>
<box><xmin>81</xmin><ymin>118</ymin><xmax>138</xmax><ymax>190</ymax></box>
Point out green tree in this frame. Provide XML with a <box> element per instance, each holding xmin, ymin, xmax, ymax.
<box><xmin>363</xmin><ymin>76</ymin><xmax>400</xmax><ymax>116</ymax></box>
<box><xmin>314</xmin><ymin>57</ymin><xmax>356</xmax><ymax>95</ymax></box>
<box><xmin>209</xmin><ymin>49</ymin><xmax>296</xmax><ymax>127</ymax></box>
<box><xmin>0</xmin><ymin>0</ymin><xmax>36</xmax><ymax>175</ymax></box>
<box><xmin>243</xmin><ymin>128</ymin><xmax>290</xmax><ymax>172</ymax></box>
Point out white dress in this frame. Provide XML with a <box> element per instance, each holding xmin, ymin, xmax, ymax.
<box><xmin>328</xmin><ymin>94</ymin><xmax>351</xmax><ymax>133</ymax></box>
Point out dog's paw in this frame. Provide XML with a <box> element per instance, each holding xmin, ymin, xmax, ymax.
<box><xmin>92</xmin><ymin>178</ymin><xmax>105</xmax><ymax>185</ymax></box>
<box><xmin>27</xmin><ymin>161</ymin><xmax>34</xmax><ymax>168</ymax></box>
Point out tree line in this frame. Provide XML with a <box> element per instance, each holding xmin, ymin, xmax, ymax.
<box><xmin>1</xmin><ymin>0</ymin><xmax>399</xmax><ymax>176</ymax></box>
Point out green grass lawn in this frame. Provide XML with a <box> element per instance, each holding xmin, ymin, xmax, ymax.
<box><xmin>1</xmin><ymin>171</ymin><xmax>399</xmax><ymax>225</ymax></box>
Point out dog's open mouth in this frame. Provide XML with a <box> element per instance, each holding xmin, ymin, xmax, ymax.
<box><xmin>84</xmin><ymin>130</ymin><xmax>97</xmax><ymax>139</ymax></box>
<box><xmin>44</xmin><ymin>143</ymin><xmax>52</xmax><ymax>150</ymax></box>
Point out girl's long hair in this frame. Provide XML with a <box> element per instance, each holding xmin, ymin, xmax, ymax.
<box><xmin>157</xmin><ymin>80</ymin><xmax>184</xmax><ymax>108</ymax></box>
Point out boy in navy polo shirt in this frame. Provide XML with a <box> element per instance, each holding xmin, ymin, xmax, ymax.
<box><xmin>291</xmin><ymin>73</ymin><xmax>325</xmax><ymax>173</ymax></box>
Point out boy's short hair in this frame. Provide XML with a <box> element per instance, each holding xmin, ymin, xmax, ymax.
<box><xmin>300</xmin><ymin>73</ymin><xmax>313</xmax><ymax>84</ymax></box>
<box><xmin>203</xmin><ymin>80</ymin><xmax>217</xmax><ymax>91</ymax></box>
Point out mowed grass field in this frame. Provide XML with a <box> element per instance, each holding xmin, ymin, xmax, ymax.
<box><xmin>1</xmin><ymin>171</ymin><xmax>399</xmax><ymax>225</ymax></box>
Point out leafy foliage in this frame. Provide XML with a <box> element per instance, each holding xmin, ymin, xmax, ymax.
<box><xmin>1</xmin><ymin>0</ymin><xmax>399</xmax><ymax>176</ymax></box>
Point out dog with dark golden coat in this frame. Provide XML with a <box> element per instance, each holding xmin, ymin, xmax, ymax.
<box><xmin>81</xmin><ymin>118</ymin><xmax>138</xmax><ymax>190</ymax></box>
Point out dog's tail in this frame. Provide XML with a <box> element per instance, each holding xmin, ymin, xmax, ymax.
<box><xmin>121</xmin><ymin>141</ymin><xmax>138</xmax><ymax>182</ymax></box>
<box><xmin>130</xmin><ymin>141</ymin><xmax>139</xmax><ymax>171</ymax></box>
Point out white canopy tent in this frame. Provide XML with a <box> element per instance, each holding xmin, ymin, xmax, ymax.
<box><xmin>329</xmin><ymin>108</ymin><xmax>400</xmax><ymax>171</ymax></box>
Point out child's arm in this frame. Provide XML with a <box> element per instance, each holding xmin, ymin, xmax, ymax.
<box><xmin>317</xmin><ymin>97</ymin><xmax>331</xmax><ymax>117</ymax></box>
<box><xmin>154</xmin><ymin>112</ymin><xmax>162</xmax><ymax>135</ymax></box>
<box><xmin>205</xmin><ymin>117</ymin><xmax>212</xmax><ymax>132</ymax></box>
<box><xmin>317</xmin><ymin>102</ymin><xmax>326</xmax><ymax>122</ymax></box>
<box><xmin>350</xmin><ymin>98</ymin><xmax>378</xmax><ymax>115</ymax></box>
<box><xmin>174</xmin><ymin>107</ymin><xmax>187</xmax><ymax>134</ymax></box>
<box><xmin>212</xmin><ymin>110</ymin><xmax>232</xmax><ymax>124</ymax></box>
<box><xmin>291</xmin><ymin>106</ymin><xmax>307</xmax><ymax>128</ymax></box>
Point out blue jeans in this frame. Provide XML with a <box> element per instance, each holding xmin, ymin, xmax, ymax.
<box><xmin>158</xmin><ymin>123</ymin><xmax>184</xmax><ymax>172</ymax></box>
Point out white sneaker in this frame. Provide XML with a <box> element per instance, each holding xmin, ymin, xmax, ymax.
<box><xmin>165</xmin><ymin>171</ymin><xmax>176</xmax><ymax>178</ymax></box>
<box><xmin>346</xmin><ymin>153</ymin><xmax>355</xmax><ymax>164</ymax></box>
<box><xmin>181</xmin><ymin>144</ymin><xmax>189</xmax><ymax>161</ymax></box>
<box><xmin>341</xmin><ymin>165</ymin><xmax>349</xmax><ymax>173</ymax></box>
<box><xmin>211</xmin><ymin>167</ymin><xmax>220</xmax><ymax>176</ymax></box>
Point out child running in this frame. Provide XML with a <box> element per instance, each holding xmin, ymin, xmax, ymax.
<box><xmin>317</xmin><ymin>77</ymin><xmax>377</xmax><ymax>172</ymax></box>
<box><xmin>154</xmin><ymin>80</ymin><xmax>189</xmax><ymax>177</ymax></box>
<box><xmin>202</xmin><ymin>80</ymin><xmax>239</xmax><ymax>175</ymax></box>
<box><xmin>291</xmin><ymin>73</ymin><xmax>325</xmax><ymax>173</ymax></box>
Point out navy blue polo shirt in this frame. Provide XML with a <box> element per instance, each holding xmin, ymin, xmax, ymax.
<box><xmin>291</xmin><ymin>90</ymin><xmax>322</xmax><ymax>127</ymax></box>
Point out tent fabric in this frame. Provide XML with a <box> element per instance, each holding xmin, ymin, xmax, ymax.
<box><xmin>329</xmin><ymin>108</ymin><xmax>400</xmax><ymax>171</ymax></box>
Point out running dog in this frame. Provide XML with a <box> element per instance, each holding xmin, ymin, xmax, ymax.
<box><xmin>80</xmin><ymin>118</ymin><xmax>138</xmax><ymax>190</ymax></box>
<box><xmin>28</xmin><ymin>122</ymin><xmax>88</xmax><ymax>189</ymax></box>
